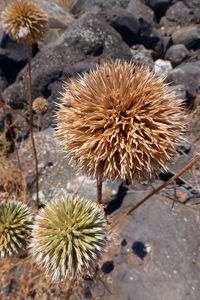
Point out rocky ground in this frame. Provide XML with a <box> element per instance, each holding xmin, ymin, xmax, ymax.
<box><xmin>0</xmin><ymin>0</ymin><xmax>200</xmax><ymax>299</ymax></box>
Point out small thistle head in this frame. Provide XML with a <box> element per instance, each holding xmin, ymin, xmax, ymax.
<box><xmin>30</xmin><ymin>195</ymin><xmax>107</xmax><ymax>281</ymax></box>
<box><xmin>56</xmin><ymin>60</ymin><xmax>186</xmax><ymax>182</ymax></box>
<box><xmin>1</xmin><ymin>0</ymin><xmax>48</xmax><ymax>44</ymax></box>
<box><xmin>0</xmin><ymin>202</ymin><xmax>32</xmax><ymax>257</ymax></box>
<box><xmin>33</xmin><ymin>97</ymin><xmax>48</xmax><ymax>113</ymax></box>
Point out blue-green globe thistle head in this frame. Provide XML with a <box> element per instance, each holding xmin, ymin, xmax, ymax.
<box><xmin>0</xmin><ymin>202</ymin><xmax>32</xmax><ymax>257</ymax></box>
<box><xmin>30</xmin><ymin>195</ymin><xmax>107</xmax><ymax>281</ymax></box>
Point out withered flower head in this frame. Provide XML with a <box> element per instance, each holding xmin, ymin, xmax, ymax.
<box><xmin>1</xmin><ymin>0</ymin><xmax>48</xmax><ymax>44</ymax></box>
<box><xmin>33</xmin><ymin>97</ymin><xmax>48</xmax><ymax>113</ymax></box>
<box><xmin>56</xmin><ymin>60</ymin><xmax>186</xmax><ymax>182</ymax></box>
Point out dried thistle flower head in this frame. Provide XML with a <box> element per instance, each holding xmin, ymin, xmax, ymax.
<box><xmin>56</xmin><ymin>60</ymin><xmax>186</xmax><ymax>182</ymax></box>
<box><xmin>30</xmin><ymin>194</ymin><xmax>107</xmax><ymax>281</ymax></box>
<box><xmin>0</xmin><ymin>202</ymin><xmax>32</xmax><ymax>257</ymax></box>
<box><xmin>1</xmin><ymin>0</ymin><xmax>48</xmax><ymax>44</ymax></box>
<box><xmin>33</xmin><ymin>97</ymin><xmax>48</xmax><ymax>113</ymax></box>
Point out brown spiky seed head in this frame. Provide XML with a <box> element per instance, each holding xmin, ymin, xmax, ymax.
<box><xmin>1</xmin><ymin>0</ymin><xmax>48</xmax><ymax>44</ymax></box>
<box><xmin>0</xmin><ymin>202</ymin><xmax>32</xmax><ymax>257</ymax></box>
<box><xmin>56</xmin><ymin>60</ymin><xmax>186</xmax><ymax>182</ymax></box>
<box><xmin>33</xmin><ymin>97</ymin><xmax>48</xmax><ymax>113</ymax></box>
<box><xmin>30</xmin><ymin>194</ymin><xmax>107</xmax><ymax>281</ymax></box>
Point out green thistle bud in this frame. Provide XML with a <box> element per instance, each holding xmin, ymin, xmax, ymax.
<box><xmin>30</xmin><ymin>195</ymin><xmax>107</xmax><ymax>281</ymax></box>
<box><xmin>0</xmin><ymin>202</ymin><xmax>32</xmax><ymax>257</ymax></box>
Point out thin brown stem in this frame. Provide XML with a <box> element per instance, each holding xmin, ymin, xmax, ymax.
<box><xmin>97</xmin><ymin>175</ymin><xmax>103</xmax><ymax>205</ymax></box>
<box><xmin>37</xmin><ymin>114</ymin><xmax>40</xmax><ymax>134</ymax></box>
<box><xmin>109</xmin><ymin>154</ymin><xmax>200</xmax><ymax>231</ymax></box>
<box><xmin>27</xmin><ymin>44</ymin><xmax>39</xmax><ymax>210</ymax></box>
<box><xmin>65</xmin><ymin>276</ymin><xmax>75</xmax><ymax>300</ymax></box>
<box><xmin>0</xmin><ymin>93</ymin><xmax>22</xmax><ymax>173</ymax></box>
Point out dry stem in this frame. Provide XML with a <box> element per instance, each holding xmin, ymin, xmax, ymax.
<box><xmin>97</xmin><ymin>175</ymin><xmax>102</xmax><ymax>205</ymax></box>
<box><xmin>65</xmin><ymin>276</ymin><xmax>75</xmax><ymax>300</ymax></box>
<box><xmin>109</xmin><ymin>154</ymin><xmax>200</xmax><ymax>231</ymax></box>
<box><xmin>27</xmin><ymin>44</ymin><xmax>39</xmax><ymax>210</ymax></box>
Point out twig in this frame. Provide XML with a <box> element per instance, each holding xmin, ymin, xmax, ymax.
<box><xmin>0</xmin><ymin>93</ymin><xmax>22</xmax><ymax>174</ymax></box>
<box><xmin>27</xmin><ymin>44</ymin><xmax>39</xmax><ymax>210</ymax></box>
<box><xmin>109</xmin><ymin>154</ymin><xmax>200</xmax><ymax>231</ymax></box>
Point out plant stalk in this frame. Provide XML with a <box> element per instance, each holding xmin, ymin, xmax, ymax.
<box><xmin>97</xmin><ymin>175</ymin><xmax>103</xmax><ymax>205</ymax></box>
<box><xmin>27</xmin><ymin>44</ymin><xmax>39</xmax><ymax>210</ymax></box>
<box><xmin>65</xmin><ymin>276</ymin><xmax>75</xmax><ymax>300</ymax></box>
<box><xmin>109</xmin><ymin>154</ymin><xmax>200</xmax><ymax>231</ymax></box>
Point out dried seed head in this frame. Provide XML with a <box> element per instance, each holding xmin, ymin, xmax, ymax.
<box><xmin>0</xmin><ymin>202</ymin><xmax>32</xmax><ymax>257</ymax></box>
<box><xmin>33</xmin><ymin>97</ymin><xmax>48</xmax><ymax>113</ymax></box>
<box><xmin>1</xmin><ymin>0</ymin><xmax>48</xmax><ymax>44</ymax></box>
<box><xmin>30</xmin><ymin>195</ymin><xmax>107</xmax><ymax>281</ymax></box>
<box><xmin>56</xmin><ymin>60</ymin><xmax>186</xmax><ymax>182</ymax></box>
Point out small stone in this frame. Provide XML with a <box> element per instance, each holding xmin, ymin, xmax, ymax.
<box><xmin>32</xmin><ymin>191</ymin><xmax>45</xmax><ymax>201</ymax></box>
<box><xmin>165</xmin><ymin>44</ymin><xmax>190</xmax><ymax>67</ymax></box>
<box><xmin>177</xmin><ymin>192</ymin><xmax>187</xmax><ymax>203</ymax></box>
<box><xmin>172</xmin><ymin>25</ymin><xmax>200</xmax><ymax>50</ymax></box>
<box><xmin>154</xmin><ymin>59</ymin><xmax>172</xmax><ymax>77</ymax></box>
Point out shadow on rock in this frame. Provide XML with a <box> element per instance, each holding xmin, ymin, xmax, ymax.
<box><xmin>105</xmin><ymin>183</ymin><xmax>128</xmax><ymax>215</ymax></box>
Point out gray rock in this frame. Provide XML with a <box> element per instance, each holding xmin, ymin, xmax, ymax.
<box><xmin>130</xmin><ymin>45</ymin><xmax>154</xmax><ymax>69</ymax></box>
<box><xmin>20</xmin><ymin>128</ymin><xmax>120</xmax><ymax>204</ymax></box>
<box><xmin>101</xmin><ymin>7</ymin><xmax>140</xmax><ymax>46</ymax></box>
<box><xmin>0</xmin><ymin>68</ymin><xmax>8</xmax><ymax>91</ymax></box>
<box><xmin>35</xmin><ymin>0</ymin><xmax>74</xmax><ymax>47</ymax></box>
<box><xmin>162</xmin><ymin>36</ymin><xmax>172</xmax><ymax>54</ymax></box>
<box><xmin>144</xmin><ymin>0</ymin><xmax>173</xmax><ymax>22</ymax></box>
<box><xmin>165</xmin><ymin>1</ymin><xmax>193</xmax><ymax>25</ymax></box>
<box><xmin>159</xmin><ymin>16</ymin><xmax>177</xmax><ymax>36</ymax></box>
<box><xmin>59</xmin><ymin>13</ymin><xmax>132</xmax><ymax>58</ymax></box>
<box><xmin>70</xmin><ymin>0</ymin><xmax>163</xmax><ymax>55</ymax></box>
<box><xmin>182</xmin><ymin>0</ymin><xmax>200</xmax><ymax>8</ymax></box>
<box><xmin>144</xmin><ymin>0</ymin><xmax>172</xmax><ymax>11</ymax></box>
<box><xmin>36</xmin><ymin>0</ymin><xmax>73</xmax><ymax>27</ymax></box>
<box><xmin>154</xmin><ymin>59</ymin><xmax>172</xmax><ymax>77</ymax></box>
<box><xmin>21</xmin><ymin>129</ymin><xmax>200</xmax><ymax>300</ymax></box>
<box><xmin>170</xmin><ymin>84</ymin><xmax>187</xmax><ymax>100</ymax></box>
<box><xmin>0</xmin><ymin>33</ymin><xmax>33</xmax><ymax>84</ymax></box>
<box><xmin>70</xmin><ymin>0</ymin><xmax>154</xmax><ymax>23</ymax></box>
<box><xmin>0</xmin><ymin>34</ymin><xmax>28</xmax><ymax>65</ymax></box>
<box><xmin>164</xmin><ymin>44</ymin><xmax>190</xmax><ymax>67</ymax></box>
<box><xmin>128</xmin><ymin>0</ymin><xmax>155</xmax><ymax>24</ymax></box>
<box><xmin>172</xmin><ymin>25</ymin><xmax>200</xmax><ymax>50</ymax></box>
<box><xmin>138</xmin><ymin>17</ymin><xmax>163</xmax><ymax>56</ymax></box>
<box><xmin>99</xmin><ymin>188</ymin><xmax>200</xmax><ymax>300</ymax></box>
<box><xmin>166</xmin><ymin>61</ymin><xmax>200</xmax><ymax>106</ymax></box>
<box><xmin>182</xmin><ymin>0</ymin><xmax>200</xmax><ymax>23</ymax></box>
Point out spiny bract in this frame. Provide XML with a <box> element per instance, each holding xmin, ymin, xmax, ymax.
<box><xmin>1</xmin><ymin>0</ymin><xmax>48</xmax><ymax>44</ymax></box>
<box><xmin>56</xmin><ymin>60</ymin><xmax>186</xmax><ymax>182</ymax></box>
<box><xmin>0</xmin><ymin>202</ymin><xmax>32</xmax><ymax>257</ymax></box>
<box><xmin>30</xmin><ymin>195</ymin><xmax>107</xmax><ymax>281</ymax></box>
<box><xmin>33</xmin><ymin>97</ymin><xmax>48</xmax><ymax>113</ymax></box>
